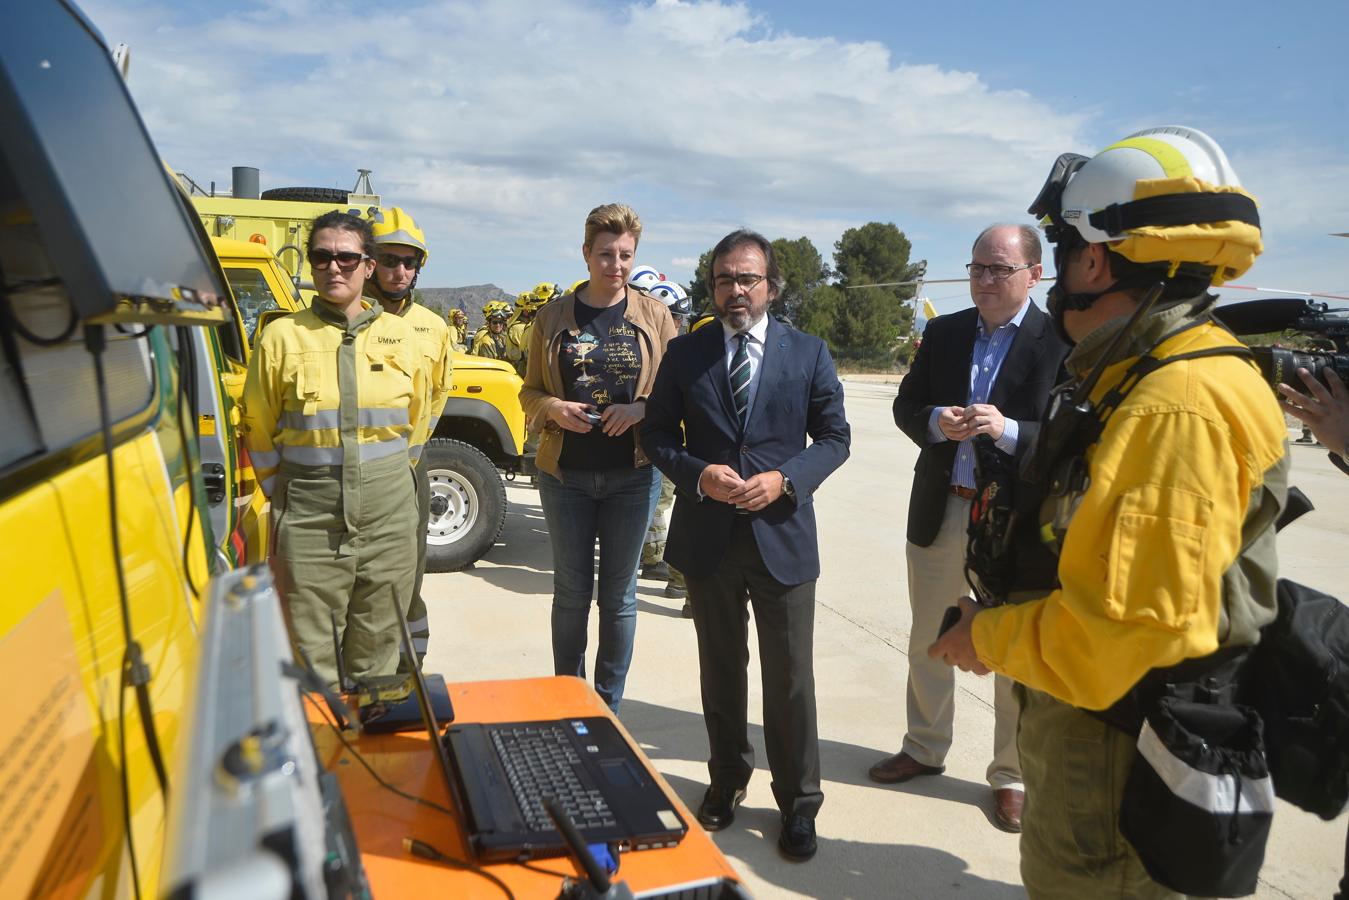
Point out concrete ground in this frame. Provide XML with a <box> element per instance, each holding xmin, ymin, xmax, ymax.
<box><xmin>423</xmin><ymin>377</ymin><xmax>1346</xmax><ymax>899</ymax></box>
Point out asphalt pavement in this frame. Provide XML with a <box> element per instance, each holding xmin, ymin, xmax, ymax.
<box><xmin>423</xmin><ymin>376</ymin><xmax>1346</xmax><ymax>899</ymax></box>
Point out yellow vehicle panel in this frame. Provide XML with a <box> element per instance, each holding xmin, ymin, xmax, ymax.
<box><xmin>447</xmin><ymin>351</ymin><xmax>526</xmax><ymax>456</ymax></box>
<box><xmin>0</xmin><ymin>432</ymin><xmax>204</xmax><ymax>898</ymax></box>
<box><xmin>195</xmin><ymin>196</ymin><xmax>376</xmax><ymax>302</ymax></box>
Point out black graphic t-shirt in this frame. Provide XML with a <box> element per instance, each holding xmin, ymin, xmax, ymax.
<box><xmin>558</xmin><ymin>298</ymin><xmax>642</xmax><ymax>470</ymax></box>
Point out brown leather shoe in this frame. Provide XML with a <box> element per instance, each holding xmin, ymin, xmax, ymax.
<box><xmin>867</xmin><ymin>751</ymin><xmax>944</xmax><ymax>784</ymax></box>
<box><xmin>993</xmin><ymin>788</ymin><xmax>1024</xmax><ymax>833</ymax></box>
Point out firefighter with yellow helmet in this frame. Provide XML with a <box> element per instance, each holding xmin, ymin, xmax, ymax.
<box><xmin>472</xmin><ymin>301</ymin><xmax>512</xmax><ymax>359</ymax></box>
<box><xmin>243</xmin><ymin>211</ymin><xmax>428</xmax><ymax>686</ymax></box>
<box><xmin>366</xmin><ymin>206</ymin><xmax>453</xmax><ymax>669</ymax></box>
<box><xmin>928</xmin><ymin>126</ymin><xmax>1287</xmax><ymax>897</ymax></box>
<box><xmin>505</xmin><ymin>282</ymin><xmax>561</xmax><ymax>377</ymax></box>
<box><xmin>447</xmin><ymin>308</ymin><xmax>469</xmax><ymax>351</ymax></box>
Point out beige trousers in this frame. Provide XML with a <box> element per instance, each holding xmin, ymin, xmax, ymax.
<box><xmin>902</xmin><ymin>495</ymin><xmax>1022</xmax><ymax>789</ymax></box>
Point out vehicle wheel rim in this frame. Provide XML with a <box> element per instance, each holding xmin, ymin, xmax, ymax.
<box><xmin>427</xmin><ymin>469</ymin><xmax>479</xmax><ymax>545</ymax></box>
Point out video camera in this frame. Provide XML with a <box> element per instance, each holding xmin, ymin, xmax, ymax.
<box><xmin>1211</xmin><ymin>296</ymin><xmax>1349</xmax><ymax>387</ymax></box>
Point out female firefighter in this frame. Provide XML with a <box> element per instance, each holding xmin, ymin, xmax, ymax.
<box><xmin>243</xmin><ymin>211</ymin><xmax>428</xmax><ymax>686</ymax></box>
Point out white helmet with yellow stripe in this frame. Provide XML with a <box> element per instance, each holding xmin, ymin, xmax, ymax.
<box><xmin>1031</xmin><ymin>125</ymin><xmax>1261</xmax><ymax>286</ymax></box>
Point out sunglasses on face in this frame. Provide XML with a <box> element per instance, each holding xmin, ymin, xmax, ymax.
<box><xmin>307</xmin><ymin>249</ymin><xmax>369</xmax><ymax>271</ymax></box>
<box><xmin>377</xmin><ymin>252</ymin><xmax>421</xmax><ymax>271</ymax></box>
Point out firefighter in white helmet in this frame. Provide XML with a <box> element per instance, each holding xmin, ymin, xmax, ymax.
<box><xmin>929</xmin><ymin>126</ymin><xmax>1288</xmax><ymax>898</ymax></box>
<box><xmin>366</xmin><ymin>206</ymin><xmax>452</xmax><ymax>669</ymax></box>
<box><xmin>640</xmin><ymin>279</ymin><xmax>694</xmax><ymax>613</ymax></box>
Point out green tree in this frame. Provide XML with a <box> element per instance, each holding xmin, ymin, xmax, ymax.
<box><xmin>770</xmin><ymin>237</ymin><xmax>830</xmax><ymax>322</ymax></box>
<box><xmin>688</xmin><ymin>249</ymin><xmax>714</xmax><ymax>316</ymax></box>
<box><xmin>828</xmin><ymin>222</ymin><xmax>921</xmax><ymax>365</ymax></box>
<box><xmin>795</xmin><ymin>284</ymin><xmax>845</xmax><ymax>352</ymax></box>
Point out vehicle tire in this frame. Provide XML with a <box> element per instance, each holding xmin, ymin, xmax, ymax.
<box><xmin>259</xmin><ymin>187</ymin><xmax>349</xmax><ymax>203</ymax></box>
<box><xmin>423</xmin><ymin>438</ymin><xmax>506</xmax><ymax>572</ymax></box>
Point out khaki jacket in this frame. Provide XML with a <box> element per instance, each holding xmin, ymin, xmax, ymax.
<box><xmin>519</xmin><ymin>285</ymin><xmax>677</xmax><ymax>478</ymax></box>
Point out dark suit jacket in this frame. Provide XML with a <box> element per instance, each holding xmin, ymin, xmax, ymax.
<box><xmin>642</xmin><ymin>317</ymin><xmax>851</xmax><ymax>585</ymax></box>
<box><xmin>893</xmin><ymin>302</ymin><xmax>1067</xmax><ymax>547</ymax></box>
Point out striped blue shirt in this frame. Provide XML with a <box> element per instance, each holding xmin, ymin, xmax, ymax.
<box><xmin>927</xmin><ymin>299</ymin><xmax>1030</xmax><ymax>490</ymax></box>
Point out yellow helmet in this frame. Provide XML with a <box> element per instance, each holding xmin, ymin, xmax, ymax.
<box><xmin>533</xmin><ymin>281</ymin><xmax>561</xmax><ymax>302</ymax></box>
<box><xmin>370</xmin><ymin>206</ymin><xmax>429</xmax><ymax>265</ymax></box>
<box><xmin>483</xmin><ymin>300</ymin><xmax>511</xmax><ymax>321</ymax></box>
<box><xmin>568</xmin><ymin>279</ymin><xmax>587</xmax><ymax>295</ymax></box>
<box><xmin>447</xmin><ymin>308</ymin><xmax>467</xmax><ymax>325</ymax></box>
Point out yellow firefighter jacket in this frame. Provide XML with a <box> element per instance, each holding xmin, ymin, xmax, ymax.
<box><xmin>242</xmin><ymin>299</ymin><xmax>428</xmax><ymax>498</ymax></box>
<box><xmin>971</xmin><ymin>318</ymin><xmax>1288</xmax><ymax>710</ymax></box>
<box><xmin>393</xmin><ymin>298</ymin><xmax>454</xmax><ymax>459</ymax></box>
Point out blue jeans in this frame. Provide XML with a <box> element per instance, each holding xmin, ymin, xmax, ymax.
<box><xmin>538</xmin><ymin>465</ymin><xmax>661</xmax><ymax>712</ymax></box>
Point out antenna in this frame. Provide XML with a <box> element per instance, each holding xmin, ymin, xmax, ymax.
<box><xmin>352</xmin><ymin>169</ymin><xmax>375</xmax><ymax>194</ymax></box>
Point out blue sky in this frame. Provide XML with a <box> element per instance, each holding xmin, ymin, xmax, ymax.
<box><xmin>86</xmin><ymin>0</ymin><xmax>1348</xmax><ymax>313</ymax></box>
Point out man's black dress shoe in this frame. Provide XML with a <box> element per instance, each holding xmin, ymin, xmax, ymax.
<box><xmin>778</xmin><ymin>814</ymin><xmax>817</xmax><ymax>861</ymax></box>
<box><xmin>697</xmin><ymin>785</ymin><xmax>746</xmax><ymax>831</ymax></box>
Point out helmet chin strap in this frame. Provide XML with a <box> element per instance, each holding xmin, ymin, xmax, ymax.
<box><xmin>374</xmin><ymin>268</ymin><xmax>421</xmax><ymax>304</ymax></box>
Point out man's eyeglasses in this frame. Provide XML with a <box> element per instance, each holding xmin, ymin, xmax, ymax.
<box><xmin>713</xmin><ymin>273</ymin><xmax>767</xmax><ymax>291</ymax></box>
<box><xmin>308</xmin><ymin>249</ymin><xmax>369</xmax><ymax>271</ymax></box>
<box><xmin>966</xmin><ymin>263</ymin><xmax>1034</xmax><ymax>280</ymax></box>
<box><xmin>377</xmin><ymin>252</ymin><xmax>421</xmax><ymax>271</ymax></box>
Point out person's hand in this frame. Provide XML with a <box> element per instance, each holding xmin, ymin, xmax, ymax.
<box><xmin>938</xmin><ymin>405</ymin><xmax>969</xmax><ymax>441</ymax></box>
<box><xmin>600</xmin><ymin>401</ymin><xmax>644</xmax><ymax>437</ymax></box>
<box><xmin>1279</xmin><ymin>368</ymin><xmax>1349</xmax><ymax>455</ymax></box>
<box><xmin>960</xmin><ymin>403</ymin><xmax>1006</xmax><ymax>441</ymax></box>
<box><xmin>548</xmin><ymin>400</ymin><xmax>598</xmax><ymax>434</ymax></box>
<box><xmin>698</xmin><ymin>464</ymin><xmax>746</xmax><ymax>502</ymax></box>
<box><xmin>727</xmin><ymin>470</ymin><xmax>785</xmax><ymax>511</ymax></box>
<box><xmin>927</xmin><ymin>597</ymin><xmax>990</xmax><ymax>675</ymax></box>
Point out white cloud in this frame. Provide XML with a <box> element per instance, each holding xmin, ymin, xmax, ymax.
<box><xmin>81</xmin><ymin>0</ymin><xmax>1341</xmax><ymax>296</ymax></box>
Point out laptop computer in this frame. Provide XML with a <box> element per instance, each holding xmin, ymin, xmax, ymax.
<box><xmin>390</xmin><ymin>596</ymin><xmax>687</xmax><ymax>863</ymax></box>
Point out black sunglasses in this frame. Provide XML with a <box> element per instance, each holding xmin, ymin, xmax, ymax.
<box><xmin>377</xmin><ymin>252</ymin><xmax>421</xmax><ymax>271</ymax></box>
<box><xmin>308</xmin><ymin>249</ymin><xmax>369</xmax><ymax>271</ymax></box>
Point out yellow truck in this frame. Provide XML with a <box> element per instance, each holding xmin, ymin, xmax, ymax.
<box><xmin>196</xmin><ymin>187</ymin><xmax>527</xmax><ymax>570</ymax></box>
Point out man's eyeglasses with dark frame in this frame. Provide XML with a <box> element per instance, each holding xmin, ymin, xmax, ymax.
<box><xmin>713</xmin><ymin>273</ymin><xmax>767</xmax><ymax>291</ymax></box>
<box><xmin>966</xmin><ymin>263</ymin><xmax>1034</xmax><ymax>280</ymax></box>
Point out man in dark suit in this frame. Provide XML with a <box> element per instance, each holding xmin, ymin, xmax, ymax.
<box><xmin>642</xmin><ymin>229</ymin><xmax>850</xmax><ymax>862</ymax></box>
<box><xmin>869</xmin><ymin>223</ymin><xmax>1067</xmax><ymax>834</ymax></box>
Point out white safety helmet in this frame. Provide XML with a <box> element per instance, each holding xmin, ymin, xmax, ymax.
<box><xmin>648</xmin><ymin>280</ymin><xmax>692</xmax><ymax>318</ymax></box>
<box><xmin>628</xmin><ymin>264</ymin><xmax>663</xmax><ymax>291</ymax></box>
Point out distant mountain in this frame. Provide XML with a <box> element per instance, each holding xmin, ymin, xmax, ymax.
<box><xmin>416</xmin><ymin>284</ymin><xmax>515</xmax><ymax>328</ymax></box>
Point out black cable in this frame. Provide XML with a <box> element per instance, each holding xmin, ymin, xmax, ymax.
<box><xmin>403</xmin><ymin>838</ymin><xmax>516</xmax><ymax>900</ymax></box>
<box><xmin>117</xmin><ymin>668</ymin><xmax>143</xmax><ymax>900</ymax></box>
<box><xmin>172</xmin><ymin>328</ymin><xmax>203</xmax><ymax>596</ymax></box>
<box><xmin>303</xmin><ymin>691</ymin><xmax>454</xmax><ymax>816</ymax></box>
<box><xmin>302</xmin><ymin>693</ymin><xmax>526</xmax><ymax>899</ymax></box>
<box><xmin>0</xmin><ymin>263</ymin><xmax>77</xmax><ymax>346</ymax></box>
<box><xmin>89</xmin><ymin>324</ymin><xmax>171</xmax><ymax>808</ymax></box>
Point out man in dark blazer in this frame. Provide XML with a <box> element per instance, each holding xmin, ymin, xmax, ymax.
<box><xmin>870</xmin><ymin>223</ymin><xmax>1067</xmax><ymax>834</ymax></box>
<box><xmin>642</xmin><ymin>229</ymin><xmax>850</xmax><ymax>863</ymax></box>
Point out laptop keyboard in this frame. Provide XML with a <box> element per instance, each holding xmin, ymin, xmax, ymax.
<box><xmin>489</xmin><ymin>724</ymin><xmax>618</xmax><ymax>832</ymax></box>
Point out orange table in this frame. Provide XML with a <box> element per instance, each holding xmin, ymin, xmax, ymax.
<box><xmin>310</xmin><ymin>675</ymin><xmax>743</xmax><ymax>898</ymax></box>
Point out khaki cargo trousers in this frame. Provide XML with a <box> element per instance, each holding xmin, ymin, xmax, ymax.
<box><xmin>273</xmin><ymin>453</ymin><xmax>416</xmax><ymax>687</ymax></box>
<box><xmin>1017</xmin><ymin>685</ymin><xmax>1185</xmax><ymax>899</ymax></box>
